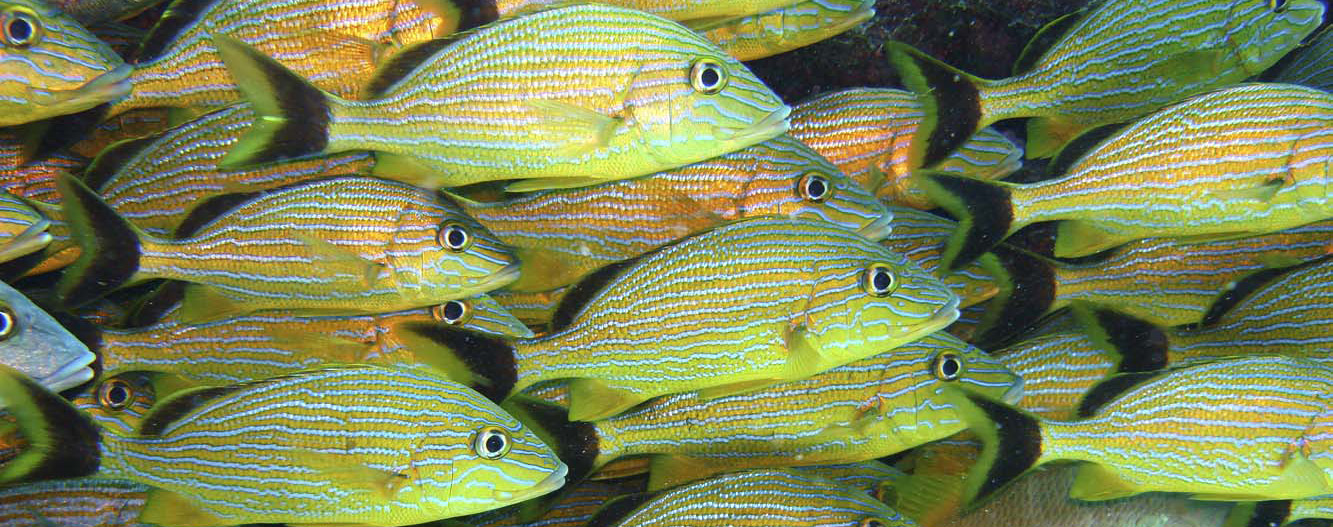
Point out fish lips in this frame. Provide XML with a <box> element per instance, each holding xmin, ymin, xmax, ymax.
<box><xmin>37</xmin><ymin>350</ymin><xmax>96</xmax><ymax>393</ymax></box>
<box><xmin>718</xmin><ymin>105</ymin><xmax>793</xmax><ymax>146</ymax></box>
<box><xmin>26</xmin><ymin>62</ymin><xmax>132</xmax><ymax>113</ymax></box>
<box><xmin>495</xmin><ymin>462</ymin><xmax>568</xmax><ymax>503</ymax></box>
<box><xmin>897</xmin><ymin>295</ymin><xmax>962</xmax><ymax>345</ymax></box>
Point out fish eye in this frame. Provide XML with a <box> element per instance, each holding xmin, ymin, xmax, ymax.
<box><xmin>862</xmin><ymin>263</ymin><xmax>896</xmax><ymax>297</ymax></box>
<box><xmin>1269</xmin><ymin>0</ymin><xmax>1288</xmax><ymax>12</ymax></box>
<box><xmin>797</xmin><ymin>172</ymin><xmax>832</xmax><ymax>202</ymax></box>
<box><xmin>97</xmin><ymin>378</ymin><xmax>135</xmax><ymax>411</ymax></box>
<box><xmin>689</xmin><ymin>58</ymin><xmax>728</xmax><ymax>95</ymax></box>
<box><xmin>473</xmin><ymin>426</ymin><xmax>511</xmax><ymax>459</ymax></box>
<box><xmin>932</xmin><ymin>352</ymin><xmax>964</xmax><ymax>381</ymax></box>
<box><xmin>437</xmin><ymin>222</ymin><xmax>472</xmax><ymax>252</ymax></box>
<box><xmin>431</xmin><ymin>299</ymin><xmax>471</xmax><ymax>325</ymax></box>
<box><xmin>0</xmin><ymin>305</ymin><xmax>17</xmax><ymax>341</ymax></box>
<box><xmin>2</xmin><ymin>8</ymin><xmax>39</xmax><ymax>48</ymax></box>
<box><xmin>859</xmin><ymin>519</ymin><xmax>887</xmax><ymax>527</ymax></box>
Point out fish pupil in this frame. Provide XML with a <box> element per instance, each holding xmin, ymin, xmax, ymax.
<box><xmin>485</xmin><ymin>434</ymin><xmax>505</xmax><ymax>453</ymax></box>
<box><xmin>701</xmin><ymin>67</ymin><xmax>720</xmax><ymax>88</ymax></box>
<box><xmin>941</xmin><ymin>357</ymin><xmax>960</xmax><ymax>378</ymax></box>
<box><xmin>873</xmin><ymin>270</ymin><xmax>891</xmax><ymax>292</ymax></box>
<box><xmin>109</xmin><ymin>385</ymin><xmax>129</xmax><ymax>406</ymax></box>
<box><xmin>5</xmin><ymin>16</ymin><xmax>30</xmax><ymax>45</ymax></box>
<box><xmin>0</xmin><ymin>307</ymin><xmax>15</xmax><ymax>339</ymax></box>
<box><xmin>442</xmin><ymin>300</ymin><xmax>465</xmax><ymax>323</ymax></box>
<box><xmin>806</xmin><ymin>177</ymin><xmax>827</xmax><ymax>200</ymax></box>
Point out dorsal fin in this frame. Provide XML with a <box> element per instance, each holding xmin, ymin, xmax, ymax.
<box><xmin>549</xmin><ymin>256</ymin><xmax>645</xmax><ymax>334</ymax></box>
<box><xmin>584</xmin><ymin>492</ymin><xmax>658</xmax><ymax>527</ymax></box>
<box><xmin>134</xmin><ymin>0</ymin><xmax>215</xmax><ymax>64</ymax></box>
<box><xmin>363</xmin><ymin>37</ymin><xmax>459</xmax><ymax>98</ymax></box>
<box><xmin>82</xmin><ymin>134</ymin><xmax>162</xmax><ymax>192</ymax></box>
<box><xmin>1047</xmin><ymin>122</ymin><xmax>1127</xmax><ymax>176</ymax></box>
<box><xmin>1012</xmin><ymin>9</ymin><xmax>1086</xmax><ymax>75</ymax></box>
<box><xmin>137</xmin><ymin>384</ymin><xmax>247</xmax><ymax>436</ymax></box>
<box><xmin>1075</xmin><ymin>371</ymin><xmax>1163</xmax><ymax>418</ymax></box>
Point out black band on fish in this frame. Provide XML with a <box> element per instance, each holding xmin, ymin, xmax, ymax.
<box><xmin>139</xmin><ymin>384</ymin><xmax>248</xmax><ymax>436</ymax></box>
<box><xmin>887</xmin><ymin>42</ymin><xmax>982</xmax><ymax>167</ymax></box>
<box><xmin>136</xmin><ymin>0</ymin><xmax>216</xmax><ymax>63</ymax></box>
<box><xmin>1077</xmin><ymin>306</ymin><xmax>1169</xmax><ymax>373</ymax></box>
<box><xmin>965</xmin><ymin>392</ymin><xmax>1041</xmax><ymax>504</ymax></box>
<box><xmin>398</xmin><ymin>322</ymin><xmax>518</xmax><ymax>402</ymax></box>
<box><xmin>0</xmin><ymin>368</ymin><xmax>102</xmax><ymax>483</ymax></box>
<box><xmin>502</xmin><ymin>396</ymin><xmax>599</xmax><ymax>483</ymax></box>
<box><xmin>973</xmin><ymin>245</ymin><xmax>1057</xmax><ymax>348</ymax></box>
<box><xmin>55</xmin><ymin>174</ymin><xmax>143</xmax><ymax>308</ymax></box>
<box><xmin>1243</xmin><ymin>500</ymin><xmax>1293</xmax><ymax>527</ymax></box>
<box><xmin>922</xmin><ymin>173</ymin><xmax>1013</xmax><ymax>271</ymax></box>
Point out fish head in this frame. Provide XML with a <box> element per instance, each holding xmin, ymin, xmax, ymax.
<box><xmin>70</xmin><ymin>372</ymin><xmax>161</xmax><ymax>434</ymax></box>
<box><xmin>425</xmin><ymin>397</ymin><xmax>567</xmax><ymax>516</ymax></box>
<box><xmin>1223</xmin><ymin>0</ymin><xmax>1324</xmax><ymax>74</ymax></box>
<box><xmin>412</xmin><ymin>207</ymin><xmax>520</xmax><ymax>297</ymax></box>
<box><xmin>426</xmin><ymin>295</ymin><xmax>535</xmax><ymax>339</ymax></box>
<box><xmin>730</xmin><ymin>136</ymin><xmax>893</xmax><ymax>238</ymax></box>
<box><xmin>0</xmin><ymin>281</ymin><xmax>94</xmax><ymax>395</ymax></box>
<box><xmin>621</xmin><ymin>28</ymin><xmax>790</xmax><ymax>168</ymax></box>
<box><xmin>0</xmin><ymin>0</ymin><xmax>130</xmax><ymax>126</ymax></box>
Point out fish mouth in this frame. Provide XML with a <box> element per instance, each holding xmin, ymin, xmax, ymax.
<box><xmin>718</xmin><ymin>105</ymin><xmax>792</xmax><ymax>146</ymax></box>
<box><xmin>501</xmin><ymin>463</ymin><xmax>568</xmax><ymax>503</ymax></box>
<box><xmin>37</xmin><ymin>350</ymin><xmax>97</xmax><ymax>393</ymax></box>
<box><xmin>898</xmin><ymin>295</ymin><xmax>961</xmax><ymax>344</ymax></box>
<box><xmin>473</xmin><ymin>263</ymin><xmax>522</xmax><ymax>292</ymax></box>
<box><xmin>856</xmin><ymin>213</ymin><xmax>894</xmax><ymax>242</ymax></box>
<box><xmin>1000</xmin><ymin>375</ymin><xmax>1025</xmax><ymax>404</ymax></box>
<box><xmin>27</xmin><ymin>62</ymin><xmax>132</xmax><ymax>111</ymax></box>
<box><xmin>0</xmin><ymin>218</ymin><xmax>53</xmax><ymax>263</ymax></box>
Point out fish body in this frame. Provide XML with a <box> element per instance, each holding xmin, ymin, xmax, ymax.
<box><xmin>95</xmin><ymin>297</ymin><xmax>532</xmax><ymax>385</ymax></box>
<box><xmin>56</xmin><ymin>175</ymin><xmax>519</xmax><ymax>323</ymax></box>
<box><xmin>513</xmin><ymin>332</ymin><xmax>1020</xmax><ymax>490</ymax></box>
<box><xmin>410</xmin><ymin>216</ymin><xmax>960</xmax><ymax>421</ymax></box>
<box><xmin>950</xmin><ymin>355</ymin><xmax>1333</xmax><ymax>505</ymax></box>
<box><xmin>697</xmin><ymin>0</ymin><xmax>874</xmax><ymax>61</ymax></box>
<box><xmin>0</xmin><ymin>0</ymin><xmax>131</xmax><ymax>126</ymax></box>
<box><xmin>0</xmin><ymin>280</ymin><xmax>94</xmax><ymax>394</ymax></box>
<box><xmin>1273</xmin><ymin>27</ymin><xmax>1333</xmax><ymax>92</ymax></box>
<box><xmin>0</xmin><ymin>364</ymin><xmax>568</xmax><ymax>526</ymax></box>
<box><xmin>787</xmin><ymin>88</ymin><xmax>1021</xmax><ymax>208</ymax></box>
<box><xmin>0</xmin><ymin>478</ymin><xmax>150</xmax><ymax>527</ymax></box>
<box><xmin>457</xmin><ymin>134</ymin><xmax>890</xmax><ymax>292</ymax></box>
<box><xmin>993</xmin><ymin>332</ymin><xmax>1118</xmax><ymax>420</ymax></box>
<box><xmin>889</xmin><ymin>0</ymin><xmax>1325</xmax><ymax>162</ymax></box>
<box><xmin>925</xmin><ymin>84</ymin><xmax>1333</xmax><ymax>266</ymax></box>
<box><xmin>214</xmin><ymin>4</ymin><xmax>792</xmax><ymax>191</ymax></box>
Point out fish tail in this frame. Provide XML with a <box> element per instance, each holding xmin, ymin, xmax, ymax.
<box><xmin>917</xmin><ymin>172</ymin><xmax>1015</xmax><ymax>271</ymax></box>
<box><xmin>210</xmin><ymin>34</ymin><xmax>336</xmax><ymax>169</ymax></box>
<box><xmin>394</xmin><ymin>322</ymin><xmax>519</xmax><ymax>402</ymax></box>
<box><xmin>886</xmin><ymin>42</ymin><xmax>991</xmax><ymax>168</ymax></box>
<box><xmin>940</xmin><ymin>387</ymin><xmax>1045</xmax><ymax>507</ymax></box>
<box><xmin>54</xmin><ymin>173</ymin><xmax>147</xmax><ymax>308</ymax></box>
<box><xmin>1071</xmin><ymin>303</ymin><xmax>1169</xmax><ymax>373</ymax></box>
<box><xmin>0</xmin><ymin>364</ymin><xmax>102</xmax><ymax>484</ymax></box>
<box><xmin>973</xmin><ymin>245</ymin><xmax>1057</xmax><ymax>348</ymax></box>
<box><xmin>1224</xmin><ymin>501</ymin><xmax>1293</xmax><ymax>527</ymax></box>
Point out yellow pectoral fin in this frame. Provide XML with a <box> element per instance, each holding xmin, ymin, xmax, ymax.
<box><xmin>1025</xmin><ymin>116</ymin><xmax>1086</xmax><ymax>160</ymax></box>
<box><xmin>566</xmin><ymin>378</ymin><xmax>644</xmax><ymax>421</ymax></box>
<box><xmin>176</xmin><ymin>285</ymin><xmax>247</xmax><ymax>324</ymax></box>
<box><xmin>1211</xmin><ymin>177</ymin><xmax>1286</xmax><ymax>203</ymax></box>
<box><xmin>784</xmin><ymin>323</ymin><xmax>825</xmax><ymax>378</ymax></box>
<box><xmin>372</xmin><ymin>153</ymin><xmax>456</xmax><ymax>189</ymax></box>
<box><xmin>140</xmin><ymin>489</ymin><xmax>231</xmax><ymax>527</ymax></box>
<box><xmin>1054</xmin><ymin>219</ymin><xmax>1129</xmax><ymax>258</ymax></box>
<box><xmin>647</xmin><ymin>455</ymin><xmax>724</xmax><ymax>491</ymax></box>
<box><xmin>1067</xmin><ymin>462</ymin><xmax>1142</xmax><ymax>501</ymax></box>
<box><xmin>292</xmin><ymin>233</ymin><xmax>385</xmax><ymax>288</ymax></box>
<box><xmin>526</xmin><ymin>100</ymin><xmax>621</xmax><ymax>153</ymax></box>
<box><xmin>694</xmin><ymin>378</ymin><xmax>781</xmax><ymax>400</ymax></box>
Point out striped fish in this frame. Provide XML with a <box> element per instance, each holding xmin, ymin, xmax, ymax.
<box><xmin>509</xmin><ymin>332</ymin><xmax>1020</xmax><ymax>490</ymax></box>
<box><xmin>491</xmin><ymin>286</ymin><xmax>570</xmax><ymax>334</ymax></box>
<box><xmin>696</xmin><ymin>0</ymin><xmax>874</xmax><ymax>61</ymax></box>
<box><xmin>0</xmin><ymin>478</ymin><xmax>151</xmax><ymax>527</ymax></box>
<box><xmin>213</xmin><ymin>4</ymin><xmax>791</xmax><ymax>192</ymax></box>
<box><xmin>581</xmin><ymin>469</ymin><xmax>916</xmax><ymax>527</ymax></box>
<box><xmin>403</xmin><ymin>217</ymin><xmax>960</xmax><ymax>421</ymax></box>
<box><xmin>495</xmin><ymin>0</ymin><xmax>802</xmax><ymax>27</ymax></box>
<box><xmin>454</xmin><ymin>134</ymin><xmax>891</xmax><ymax>292</ymax></box>
<box><xmin>1273</xmin><ymin>27</ymin><xmax>1333</xmax><ymax>92</ymax></box>
<box><xmin>992</xmin><ymin>332</ymin><xmax>1120</xmax><ymax>420</ymax></box>
<box><xmin>974</xmin><ymin>220</ymin><xmax>1333</xmax><ymax>338</ymax></box>
<box><xmin>924</xmin><ymin>83</ymin><xmax>1333</xmax><ymax>267</ymax></box>
<box><xmin>54</xmin><ymin>174</ymin><xmax>519</xmax><ymax>323</ymax></box>
<box><xmin>69</xmin><ymin>372</ymin><xmax>170</xmax><ymax>435</ymax></box>
<box><xmin>93</xmin><ymin>297</ymin><xmax>533</xmax><ymax>386</ymax></box>
<box><xmin>87</xmin><ymin>104</ymin><xmax>373</xmax><ymax>236</ymax></box>
<box><xmin>0</xmin><ymin>0</ymin><xmax>130</xmax><ymax>126</ymax></box>
<box><xmin>787</xmin><ymin>88</ymin><xmax>1021</xmax><ymax>208</ymax></box>
<box><xmin>462</xmin><ymin>476</ymin><xmax>648</xmax><ymax>527</ymax></box>
<box><xmin>0</xmin><ymin>364</ymin><xmax>568</xmax><ymax>526</ymax></box>
<box><xmin>0</xmin><ymin>191</ymin><xmax>51</xmax><ymax>264</ymax></box>
<box><xmin>888</xmin><ymin>0</ymin><xmax>1325</xmax><ymax>162</ymax></box>
<box><xmin>881</xmin><ymin>206</ymin><xmax>998</xmax><ymax>308</ymax></box>
<box><xmin>0</xmin><ymin>279</ymin><xmax>95</xmax><ymax>395</ymax></box>
<box><xmin>948</xmin><ymin>355</ymin><xmax>1333</xmax><ymax>505</ymax></box>
<box><xmin>0</xmin><ymin>132</ymin><xmax>79</xmax><ymax>204</ymax></box>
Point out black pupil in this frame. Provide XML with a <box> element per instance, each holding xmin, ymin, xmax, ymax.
<box><xmin>700</xmin><ymin>66</ymin><xmax>719</xmax><ymax>88</ymax></box>
<box><xmin>442</xmin><ymin>301</ymin><xmax>464</xmax><ymax>322</ymax></box>
<box><xmin>447</xmin><ymin>227</ymin><xmax>466</xmax><ymax>248</ymax></box>
<box><xmin>942</xmin><ymin>357</ymin><xmax>960</xmax><ymax>377</ymax></box>
<box><xmin>109</xmin><ymin>385</ymin><xmax>129</xmax><ymax>405</ymax></box>
<box><xmin>8</xmin><ymin>17</ymin><xmax>30</xmax><ymax>41</ymax></box>
<box><xmin>873</xmin><ymin>269</ymin><xmax>891</xmax><ymax>291</ymax></box>
<box><xmin>806</xmin><ymin>177</ymin><xmax>827</xmax><ymax>198</ymax></box>
<box><xmin>485</xmin><ymin>434</ymin><xmax>505</xmax><ymax>453</ymax></box>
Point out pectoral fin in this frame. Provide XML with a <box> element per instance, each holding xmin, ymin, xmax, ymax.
<box><xmin>140</xmin><ymin>488</ymin><xmax>230</xmax><ymax>527</ymax></box>
<box><xmin>1053</xmin><ymin>219</ymin><xmax>1128</xmax><ymax>258</ymax></box>
<box><xmin>566</xmin><ymin>378</ymin><xmax>642</xmax><ymax>421</ymax></box>
<box><xmin>1211</xmin><ymin>177</ymin><xmax>1286</xmax><ymax>203</ymax></box>
<box><xmin>647</xmin><ymin>455</ymin><xmax>722</xmax><ymax>491</ymax></box>
<box><xmin>527</xmin><ymin>100</ymin><xmax>621</xmax><ymax>154</ymax></box>
<box><xmin>784</xmin><ymin>323</ymin><xmax>824</xmax><ymax>377</ymax></box>
<box><xmin>293</xmin><ymin>233</ymin><xmax>385</xmax><ymax>288</ymax></box>
<box><xmin>1067</xmin><ymin>462</ymin><xmax>1142</xmax><ymax>501</ymax></box>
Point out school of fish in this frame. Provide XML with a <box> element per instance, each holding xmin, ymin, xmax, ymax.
<box><xmin>0</xmin><ymin>0</ymin><xmax>1327</xmax><ymax>525</ymax></box>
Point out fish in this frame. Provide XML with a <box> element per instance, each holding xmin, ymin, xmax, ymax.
<box><xmin>0</xmin><ymin>191</ymin><xmax>52</xmax><ymax>264</ymax></box>
<box><xmin>0</xmin><ymin>0</ymin><xmax>131</xmax><ymax>127</ymax></box>
<box><xmin>91</xmin><ymin>296</ymin><xmax>533</xmax><ymax>385</ymax></box>
<box><xmin>50</xmin><ymin>0</ymin><xmax>168</xmax><ymax>25</ymax></box>
<box><xmin>212</xmin><ymin>4</ymin><xmax>792</xmax><ymax>191</ymax></box>
<box><xmin>695</xmin><ymin>0</ymin><xmax>874</xmax><ymax>61</ymax></box>
<box><xmin>490</xmin><ymin>286</ymin><xmax>571</xmax><ymax>333</ymax></box>
<box><xmin>453</xmin><ymin>134</ymin><xmax>891</xmax><ymax>292</ymax></box>
<box><xmin>946</xmin><ymin>355</ymin><xmax>1333</xmax><ymax>505</ymax></box>
<box><xmin>495</xmin><ymin>0</ymin><xmax>802</xmax><ymax>27</ymax></box>
<box><xmin>973</xmin><ymin>220</ymin><xmax>1333</xmax><ymax>342</ymax></box>
<box><xmin>0</xmin><ymin>133</ymin><xmax>79</xmax><ymax>204</ymax></box>
<box><xmin>85</xmin><ymin>104</ymin><xmax>373</xmax><ymax>236</ymax></box>
<box><xmin>507</xmin><ymin>332</ymin><xmax>1020</xmax><ymax>490</ymax></box>
<box><xmin>68</xmin><ymin>371</ymin><xmax>178</xmax><ymax>435</ymax></box>
<box><xmin>64</xmin><ymin>108</ymin><xmax>173</xmax><ymax>160</ymax></box>
<box><xmin>0</xmin><ymin>280</ymin><xmax>94</xmax><ymax>395</ymax></box>
<box><xmin>0</xmin><ymin>478</ymin><xmax>151</xmax><ymax>527</ymax></box>
<box><xmin>792</xmin><ymin>461</ymin><xmax>906</xmax><ymax>501</ymax></box>
<box><xmin>923</xmin><ymin>83</ymin><xmax>1333</xmax><ymax>267</ymax></box>
<box><xmin>788</xmin><ymin>88</ymin><xmax>1022</xmax><ymax>208</ymax></box>
<box><xmin>1271</xmin><ymin>26</ymin><xmax>1332</xmax><ymax>92</ymax></box>
<box><xmin>880</xmin><ymin>206</ymin><xmax>999</xmax><ymax>308</ymax></box>
<box><xmin>580</xmin><ymin>469</ymin><xmax>916</xmax><ymax>527</ymax></box>
<box><xmin>991</xmin><ymin>332</ymin><xmax>1128</xmax><ymax>420</ymax></box>
<box><xmin>461</xmin><ymin>476</ymin><xmax>648</xmax><ymax>527</ymax></box>
<box><xmin>888</xmin><ymin>0</ymin><xmax>1325</xmax><ymax>162</ymax></box>
<box><xmin>403</xmin><ymin>216</ymin><xmax>959</xmax><ymax>421</ymax></box>
<box><xmin>0</xmin><ymin>363</ymin><xmax>569</xmax><ymax>526</ymax></box>
<box><xmin>54</xmin><ymin>174</ymin><xmax>519</xmax><ymax>323</ymax></box>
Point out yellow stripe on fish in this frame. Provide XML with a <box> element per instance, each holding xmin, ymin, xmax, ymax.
<box><xmin>54</xmin><ymin>174</ymin><xmax>519</xmax><ymax>323</ymax></box>
<box><xmin>0</xmin><ymin>364</ymin><xmax>568</xmax><ymax>526</ymax></box>
<box><xmin>455</xmin><ymin>134</ymin><xmax>890</xmax><ymax>292</ymax></box>
<box><xmin>696</xmin><ymin>0</ymin><xmax>874</xmax><ymax>61</ymax></box>
<box><xmin>213</xmin><ymin>4</ymin><xmax>791</xmax><ymax>191</ymax></box>
<box><xmin>788</xmin><ymin>88</ymin><xmax>1021</xmax><ymax>208</ymax></box>
<box><xmin>888</xmin><ymin>0</ymin><xmax>1325</xmax><ymax>162</ymax></box>
<box><xmin>924</xmin><ymin>83</ymin><xmax>1333</xmax><ymax>267</ymax></box>
<box><xmin>402</xmin><ymin>216</ymin><xmax>959</xmax><ymax>421</ymax></box>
